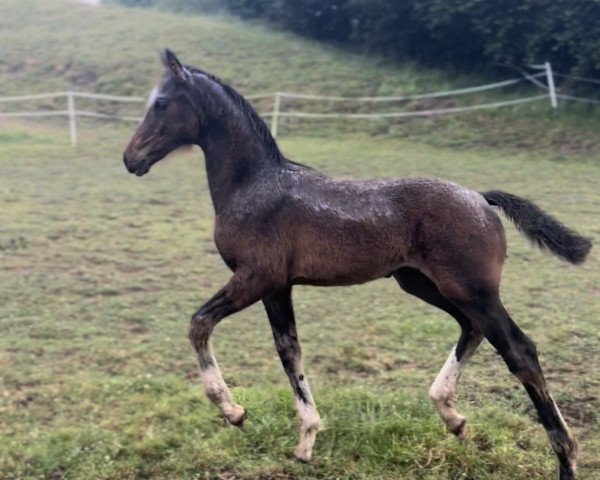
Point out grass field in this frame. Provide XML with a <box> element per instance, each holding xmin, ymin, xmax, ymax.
<box><xmin>0</xmin><ymin>121</ymin><xmax>598</xmax><ymax>479</ymax></box>
<box><xmin>1</xmin><ymin>0</ymin><xmax>600</xmax><ymax>479</ymax></box>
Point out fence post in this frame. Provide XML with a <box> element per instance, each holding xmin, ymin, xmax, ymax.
<box><xmin>271</xmin><ymin>92</ymin><xmax>281</xmax><ymax>138</ymax></box>
<box><xmin>67</xmin><ymin>91</ymin><xmax>77</xmax><ymax>146</ymax></box>
<box><xmin>544</xmin><ymin>62</ymin><xmax>557</xmax><ymax>109</ymax></box>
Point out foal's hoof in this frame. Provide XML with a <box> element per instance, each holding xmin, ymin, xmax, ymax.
<box><xmin>225</xmin><ymin>405</ymin><xmax>246</xmax><ymax>429</ymax></box>
<box><xmin>447</xmin><ymin>416</ymin><xmax>467</xmax><ymax>439</ymax></box>
<box><xmin>293</xmin><ymin>445</ymin><xmax>312</xmax><ymax>463</ymax></box>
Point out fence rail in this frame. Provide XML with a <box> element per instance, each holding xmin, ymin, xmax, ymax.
<box><xmin>1</xmin><ymin>64</ymin><xmax>598</xmax><ymax>145</ymax></box>
<box><xmin>270</xmin><ymin>95</ymin><xmax>548</xmax><ymax>119</ymax></box>
<box><xmin>273</xmin><ymin>73</ymin><xmax>546</xmax><ymax>102</ymax></box>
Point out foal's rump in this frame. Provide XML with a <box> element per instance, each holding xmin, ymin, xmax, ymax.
<box><xmin>392</xmin><ymin>180</ymin><xmax>508</xmax><ymax>298</ymax></box>
<box><xmin>400</xmin><ymin>182</ymin><xmax>592</xmax><ymax>301</ymax></box>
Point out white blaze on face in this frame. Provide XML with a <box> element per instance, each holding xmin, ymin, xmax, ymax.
<box><xmin>146</xmin><ymin>86</ymin><xmax>160</xmax><ymax>111</ymax></box>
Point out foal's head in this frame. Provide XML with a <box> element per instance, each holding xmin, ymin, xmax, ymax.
<box><xmin>123</xmin><ymin>50</ymin><xmax>206</xmax><ymax>176</ymax></box>
<box><xmin>125</xmin><ymin>49</ymin><xmax>284</xmax><ymax>177</ymax></box>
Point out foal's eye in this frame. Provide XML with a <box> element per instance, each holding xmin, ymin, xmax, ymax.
<box><xmin>154</xmin><ymin>98</ymin><xmax>169</xmax><ymax>111</ymax></box>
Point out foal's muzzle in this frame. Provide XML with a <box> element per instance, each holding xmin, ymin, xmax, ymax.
<box><xmin>123</xmin><ymin>153</ymin><xmax>151</xmax><ymax>176</ymax></box>
<box><xmin>123</xmin><ymin>154</ymin><xmax>136</xmax><ymax>174</ymax></box>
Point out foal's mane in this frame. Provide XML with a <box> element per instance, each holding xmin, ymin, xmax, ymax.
<box><xmin>188</xmin><ymin>66</ymin><xmax>289</xmax><ymax>166</ymax></box>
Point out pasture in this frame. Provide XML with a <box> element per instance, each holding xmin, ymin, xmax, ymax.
<box><xmin>1</xmin><ymin>0</ymin><xmax>599</xmax><ymax>478</ymax></box>
<box><xmin>1</xmin><ymin>122</ymin><xmax>598</xmax><ymax>479</ymax></box>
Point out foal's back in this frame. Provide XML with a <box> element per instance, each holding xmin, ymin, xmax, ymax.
<box><xmin>217</xmin><ymin>168</ymin><xmax>504</xmax><ymax>288</ymax></box>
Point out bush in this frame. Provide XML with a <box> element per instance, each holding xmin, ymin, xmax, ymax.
<box><xmin>111</xmin><ymin>0</ymin><xmax>600</xmax><ymax>77</ymax></box>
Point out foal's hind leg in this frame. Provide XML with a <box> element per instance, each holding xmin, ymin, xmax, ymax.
<box><xmin>458</xmin><ymin>296</ymin><xmax>577</xmax><ymax>480</ymax></box>
<box><xmin>263</xmin><ymin>287</ymin><xmax>320</xmax><ymax>462</ymax></box>
<box><xmin>394</xmin><ymin>268</ymin><xmax>483</xmax><ymax>437</ymax></box>
<box><xmin>189</xmin><ymin>268</ymin><xmax>268</xmax><ymax>427</ymax></box>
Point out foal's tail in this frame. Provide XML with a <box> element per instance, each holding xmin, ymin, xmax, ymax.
<box><xmin>481</xmin><ymin>190</ymin><xmax>592</xmax><ymax>265</ymax></box>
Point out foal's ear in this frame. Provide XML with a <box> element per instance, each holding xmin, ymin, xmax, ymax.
<box><xmin>161</xmin><ymin>49</ymin><xmax>188</xmax><ymax>82</ymax></box>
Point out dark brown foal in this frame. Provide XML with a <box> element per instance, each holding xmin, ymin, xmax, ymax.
<box><xmin>123</xmin><ymin>50</ymin><xmax>591</xmax><ymax>479</ymax></box>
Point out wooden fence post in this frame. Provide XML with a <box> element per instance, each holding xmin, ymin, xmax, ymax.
<box><xmin>271</xmin><ymin>92</ymin><xmax>281</xmax><ymax>138</ymax></box>
<box><xmin>544</xmin><ymin>62</ymin><xmax>557</xmax><ymax>109</ymax></box>
<box><xmin>67</xmin><ymin>91</ymin><xmax>77</xmax><ymax>146</ymax></box>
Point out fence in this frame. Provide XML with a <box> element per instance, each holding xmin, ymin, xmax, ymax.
<box><xmin>1</xmin><ymin>63</ymin><xmax>598</xmax><ymax>145</ymax></box>
<box><xmin>0</xmin><ymin>91</ymin><xmax>144</xmax><ymax>146</ymax></box>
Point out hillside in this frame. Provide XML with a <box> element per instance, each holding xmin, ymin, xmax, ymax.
<box><xmin>1</xmin><ymin>0</ymin><xmax>600</xmax><ymax>154</ymax></box>
<box><xmin>0</xmin><ymin>0</ymin><xmax>456</xmax><ymax>98</ymax></box>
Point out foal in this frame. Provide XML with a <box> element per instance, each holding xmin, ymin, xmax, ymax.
<box><xmin>123</xmin><ymin>50</ymin><xmax>591</xmax><ymax>480</ymax></box>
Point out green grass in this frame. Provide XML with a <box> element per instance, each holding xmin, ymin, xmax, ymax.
<box><xmin>1</xmin><ymin>0</ymin><xmax>599</xmax><ymax>478</ymax></box>
<box><xmin>0</xmin><ymin>121</ymin><xmax>598</xmax><ymax>479</ymax></box>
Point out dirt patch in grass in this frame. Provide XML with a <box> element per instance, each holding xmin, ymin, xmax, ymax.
<box><xmin>559</xmin><ymin>397</ymin><xmax>598</xmax><ymax>428</ymax></box>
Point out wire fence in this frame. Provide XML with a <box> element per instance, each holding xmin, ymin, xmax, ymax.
<box><xmin>0</xmin><ymin>63</ymin><xmax>598</xmax><ymax>145</ymax></box>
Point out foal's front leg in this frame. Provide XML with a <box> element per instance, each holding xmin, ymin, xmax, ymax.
<box><xmin>263</xmin><ymin>288</ymin><xmax>321</xmax><ymax>462</ymax></box>
<box><xmin>189</xmin><ymin>269</ymin><xmax>266</xmax><ymax>427</ymax></box>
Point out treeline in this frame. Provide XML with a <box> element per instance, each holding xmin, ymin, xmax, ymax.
<box><xmin>113</xmin><ymin>0</ymin><xmax>600</xmax><ymax>77</ymax></box>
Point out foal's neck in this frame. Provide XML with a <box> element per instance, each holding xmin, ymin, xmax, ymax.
<box><xmin>196</xmin><ymin>97</ymin><xmax>285</xmax><ymax>214</ymax></box>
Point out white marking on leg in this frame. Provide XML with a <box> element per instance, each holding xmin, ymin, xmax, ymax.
<box><xmin>200</xmin><ymin>360</ymin><xmax>244</xmax><ymax>426</ymax></box>
<box><xmin>430</xmin><ymin>346</ymin><xmax>461</xmax><ymax>401</ymax></box>
<box><xmin>293</xmin><ymin>376</ymin><xmax>320</xmax><ymax>462</ymax></box>
<box><xmin>547</xmin><ymin>394</ymin><xmax>578</xmax><ymax>471</ymax></box>
<box><xmin>429</xmin><ymin>346</ymin><xmax>468</xmax><ymax>435</ymax></box>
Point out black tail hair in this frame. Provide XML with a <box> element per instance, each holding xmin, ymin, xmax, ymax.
<box><xmin>481</xmin><ymin>190</ymin><xmax>592</xmax><ymax>265</ymax></box>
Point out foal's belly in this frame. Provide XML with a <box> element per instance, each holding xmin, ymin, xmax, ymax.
<box><xmin>289</xmin><ymin>220</ymin><xmax>408</xmax><ymax>286</ymax></box>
